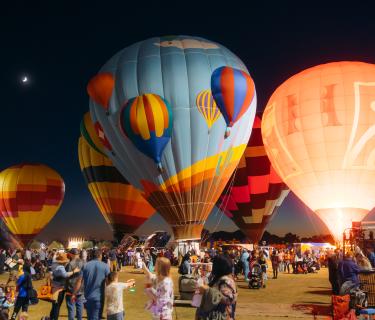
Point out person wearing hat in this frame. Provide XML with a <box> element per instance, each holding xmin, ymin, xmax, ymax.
<box><xmin>49</xmin><ymin>252</ymin><xmax>80</xmax><ymax>320</ymax></box>
<box><xmin>65</xmin><ymin>248</ymin><xmax>84</xmax><ymax>320</ymax></box>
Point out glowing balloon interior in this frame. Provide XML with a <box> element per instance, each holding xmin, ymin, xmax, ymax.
<box><xmin>262</xmin><ymin>61</ymin><xmax>375</xmax><ymax>241</ymax></box>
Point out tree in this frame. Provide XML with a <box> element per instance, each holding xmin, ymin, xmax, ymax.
<box><xmin>284</xmin><ymin>232</ymin><xmax>300</xmax><ymax>244</ymax></box>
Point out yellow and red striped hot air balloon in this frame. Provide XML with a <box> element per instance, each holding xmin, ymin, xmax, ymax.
<box><xmin>79</xmin><ymin>112</ymin><xmax>155</xmax><ymax>241</ymax></box>
<box><xmin>196</xmin><ymin>89</ymin><xmax>221</xmax><ymax>130</ymax></box>
<box><xmin>0</xmin><ymin>163</ymin><xmax>65</xmax><ymax>246</ymax></box>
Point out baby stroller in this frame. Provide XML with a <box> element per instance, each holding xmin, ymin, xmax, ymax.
<box><xmin>248</xmin><ymin>263</ymin><xmax>263</xmax><ymax>289</ymax></box>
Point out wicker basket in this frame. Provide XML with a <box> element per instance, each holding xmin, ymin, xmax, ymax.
<box><xmin>359</xmin><ymin>271</ymin><xmax>375</xmax><ymax>306</ymax></box>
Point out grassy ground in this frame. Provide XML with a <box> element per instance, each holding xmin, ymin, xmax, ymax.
<box><xmin>3</xmin><ymin>266</ymin><xmax>332</xmax><ymax>320</ymax></box>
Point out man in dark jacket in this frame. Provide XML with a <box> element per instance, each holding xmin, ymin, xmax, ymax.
<box><xmin>65</xmin><ymin>249</ymin><xmax>84</xmax><ymax>320</ymax></box>
<box><xmin>327</xmin><ymin>250</ymin><xmax>341</xmax><ymax>294</ymax></box>
<box><xmin>338</xmin><ymin>251</ymin><xmax>360</xmax><ymax>287</ymax></box>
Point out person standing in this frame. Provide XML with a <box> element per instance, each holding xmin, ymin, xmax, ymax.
<box><xmin>24</xmin><ymin>248</ymin><xmax>31</xmax><ymax>263</ymax></box>
<box><xmin>39</xmin><ymin>248</ymin><xmax>47</xmax><ymax>267</ymax></box>
<box><xmin>240</xmin><ymin>249</ymin><xmax>250</xmax><ymax>281</ymax></box>
<box><xmin>65</xmin><ymin>249</ymin><xmax>84</xmax><ymax>320</ymax></box>
<box><xmin>284</xmin><ymin>250</ymin><xmax>291</xmax><ymax>273</ymax></box>
<box><xmin>271</xmin><ymin>250</ymin><xmax>279</xmax><ymax>279</ymax></box>
<box><xmin>10</xmin><ymin>264</ymin><xmax>33</xmax><ymax>320</ymax></box>
<box><xmin>109</xmin><ymin>249</ymin><xmax>117</xmax><ymax>272</ymax></box>
<box><xmin>50</xmin><ymin>253</ymin><xmax>80</xmax><ymax>320</ymax></box>
<box><xmin>278</xmin><ymin>250</ymin><xmax>284</xmax><ymax>272</ymax></box>
<box><xmin>83</xmin><ymin>249</ymin><xmax>110</xmax><ymax>320</ymax></box>
<box><xmin>81</xmin><ymin>249</ymin><xmax>87</xmax><ymax>264</ymax></box>
<box><xmin>105</xmin><ymin>272</ymin><xmax>135</xmax><ymax>320</ymax></box>
<box><xmin>143</xmin><ymin>257</ymin><xmax>174</xmax><ymax>320</ymax></box>
<box><xmin>327</xmin><ymin>250</ymin><xmax>341</xmax><ymax>295</ymax></box>
<box><xmin>196</xmin><ymin>255</ymin><xmax>237</xmax><ymax>320</ymax></box>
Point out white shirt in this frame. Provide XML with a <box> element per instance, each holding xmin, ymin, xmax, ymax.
<box><xmin>39</xmin><ymin>250</ymin><xmax>46</xmax><ymax>261</ymax></box>
<box><xmin>105</xmin><ymin>282</ymin><xmax>128</xmax><ymax>315</ymax></box>
<box><xmin>25</xmin><ymin>250</ymin><xmax>31</xmax><ymax>261</ymax></box>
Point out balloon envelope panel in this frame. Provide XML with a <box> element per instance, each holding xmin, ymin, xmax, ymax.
<box><xmin>262</xmin><ymin>61</ymin><xmax>375</xmax><ymax>240</ymax></box>
<box><xmin>78</xmin><ymin>137</ymin><xmax>155</xmax><ymax>239</ymax></box>
<box><xmin>90</xmin><ymin>36</ymin><xmax>256</xmax><ymax>240</ymax></box>
<box><xmin>219</xmin><ymin>116</ymin><xmax>289</xmax><ymax>243</ymax></box>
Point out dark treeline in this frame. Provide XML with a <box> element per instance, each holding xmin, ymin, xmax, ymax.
<box><xmin>204</xmin><ymin>229</ymin><xmax>335</xmax><ymax>245</ymax></box>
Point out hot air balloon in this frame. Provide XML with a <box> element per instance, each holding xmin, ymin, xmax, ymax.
<box><xmin>88</xmin><ymin>36</ymin><xmax>257</xmax><ymax>240</ymax></box>
<box><xmin>262</xmin><ymin>61</ymin><xmax>375</xmax><ymax>241</ymax></box>
<box><xmin>79</xmin><ymin>112</ymin><xmax>155</xmax><ymax>241</ymax></box>
<box><xmin>121</xmin><ymin>94</ymin><xmax>172</xmax><ymax>172</ymax></box>
<box><xmin>211</xmin><ymin>66</ymin><xmax>255</xmax><ymax>137</ymax></box>
<box><xmin>219</xmin><ymin>116</ymin><xmax>289</xmax><ymax>243</ymax></box>
<box><xmin>196</xmin><ymin>89</ymin><xmax>221</xmax><ymax>130</ymax></box>
<box><xmin>0</xmin><ymin>163</ymin><xmax>65</xmax><ymax>246</ymax></box>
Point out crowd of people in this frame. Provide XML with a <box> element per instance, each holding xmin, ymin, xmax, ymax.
<box><xmin>0</xmin><ymin>243</ymin><xmax>359</xmax><ymax>320</ymax></box>
<box><xmin>0</xmin><ymin>245</ymin><xmax>240</xmax><ymax>320</ymax></box>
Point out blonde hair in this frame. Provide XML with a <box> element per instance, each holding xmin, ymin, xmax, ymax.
<box><xmin>155</xmin><ymin>257</ymin><xmax>171</xmax><ymax>278</ymax></box>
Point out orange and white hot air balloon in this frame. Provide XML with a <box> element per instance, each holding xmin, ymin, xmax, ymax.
<box><xmin>262</xmin><ymin>61</ymin><xmax>375</xmax><ymax>241</ymax></box>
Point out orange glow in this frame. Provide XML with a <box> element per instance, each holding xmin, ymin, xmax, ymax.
<box><xmin>262</xmin><ymin>61</ymin><xmax>375</xmax><ymax>241</ymax></box>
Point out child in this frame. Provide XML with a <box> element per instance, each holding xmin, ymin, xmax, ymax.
<box><xmin>105</xmin><ymin>272</ymin><xmax>135</xmax><ymax>320</ymax></box>
<box><xmin>0</xmin><ymin>285</ymin><xmax>15</xmax><ymax>308</ymax></box>
<box><xmin>143</xmin><ymin>257</ymin><xmax>174</xmax><ymax>320</ymax></box>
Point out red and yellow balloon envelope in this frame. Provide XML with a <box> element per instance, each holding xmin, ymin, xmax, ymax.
<box><xmin>79</xmin><ymin>112</ymin><xmax>155</xmax><ymax>241</ymax></box>
<box><xmin>219</xmin><ymin>116</ymin><xmax>289</xmax><ymax>243</ymax></box>
<box><xmin>0</xmin><ymin>163</ymin><xmax>65</xmax><ymax>246</ymax></box>
<box><xmin>262</xmin><ymin>61</ymin><xmax>375</xmax><ymax>242</ymax></box>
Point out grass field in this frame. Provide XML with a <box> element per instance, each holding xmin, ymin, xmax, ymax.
<box><xmin>3</xmin><ymin>266</ymin><xmax>332</xmax><ymax>320</ymax></box>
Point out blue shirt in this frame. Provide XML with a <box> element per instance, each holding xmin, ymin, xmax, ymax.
<box><xmin>339</xmin><ymin>258</ymin><xmax>360</xmax><ymax>286</ymax></box>
<box><xmin>52</xmin><ymin>264</ymin><xmax>69</xmax><ymax>289</ymax></box>
<box><xmin>83</xmin><ymin>259</ymin><xmax>110</xmax><ymax>301</ymax></box>
<box><xmin>17</xmin><ymin>274</ymin><xmax>29</xmax><ymax>298</ymax></box>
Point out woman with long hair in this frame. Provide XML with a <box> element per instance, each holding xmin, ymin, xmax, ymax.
<box><xmin>196</xmin><ymin>255</ymin><xmax>237</xmax><ymax>320</ymax></box>
<box><xmin>143</xmin><ymin>257</ymin><xmax>174</xmax><ymax>320</ymax></box>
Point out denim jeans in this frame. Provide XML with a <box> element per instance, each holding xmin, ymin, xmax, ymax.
<box><xmin>107</xmin><ymin>311</ymin><xmax>124</xmax><ymax>320</ymax></box>
<box><xmin>66</xmin><ymin>294</ymin><xmax>84</xmax><ymax>320</ymax></box>
<box><xmin>86</xmin><ymin>299</ymin><xmax>102</xmax><ymax>320</ymax></box>
<box><xmin>50</xmin><ymin>290</ymin><xmax>65</xmax><ymax>320</ymax></box>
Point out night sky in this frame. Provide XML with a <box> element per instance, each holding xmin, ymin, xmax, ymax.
<box><xmin>2</xmin><ymin>2</ymin><xmax>375</xmax><ymax>241</ymax></box>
